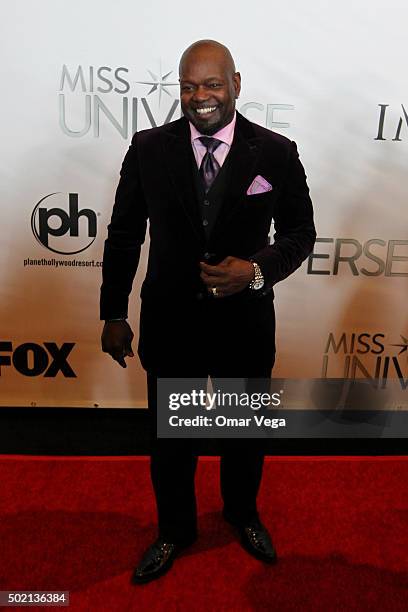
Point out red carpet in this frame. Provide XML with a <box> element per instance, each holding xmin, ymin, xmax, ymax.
<box><xmin>1</xmin><ymin>456</ymin><xmax>408</xmax><ymax>611</ymax></box>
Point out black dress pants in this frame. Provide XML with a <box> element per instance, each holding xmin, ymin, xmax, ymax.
<box><xmin>141</xmin><ymin>293</ymin><xmax>276</xmax><ymax>544</ymax></box>
<box><xmin>147</xmin><ymin>367</ymin><xmax>273</xmax><ymax>544</ymax></box>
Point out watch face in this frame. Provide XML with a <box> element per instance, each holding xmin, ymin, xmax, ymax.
<box><xmin>252</xmin><ymin>279</ymin><xmax>264</xmax><ymax>290</ymax></box>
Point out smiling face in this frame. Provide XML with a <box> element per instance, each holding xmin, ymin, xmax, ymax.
<box><xmin>179</xmin><ymin>42</ymin><xmax>241</xmax><ymax>135</ymax></box>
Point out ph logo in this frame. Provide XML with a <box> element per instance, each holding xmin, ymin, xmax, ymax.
<box><xmin>0</xmin><ymin>342</ymin><xmax>76</xmax><ymax>377</ymax></box>
<box><xmin>31</xmin><ymin>192</ymin><xmax>97</xmax><ymax>255</ymax></box>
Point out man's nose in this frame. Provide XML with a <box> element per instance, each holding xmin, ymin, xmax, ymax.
<box><xmin>192</xmin><ymin>86</ymin><xmax>209</xmax><ymax>102</ymax></box>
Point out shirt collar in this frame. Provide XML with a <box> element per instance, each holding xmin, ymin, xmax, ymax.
<box><xmin>189</xmin><ymin>111</ymin><xmax>236</xmax><ymax>146</ymax></box>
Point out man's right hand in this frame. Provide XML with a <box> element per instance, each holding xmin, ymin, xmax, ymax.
<box><xmin>101</xmin><ymin>320</ymin><xmax>134</xmax><ymax>368</ymax></box>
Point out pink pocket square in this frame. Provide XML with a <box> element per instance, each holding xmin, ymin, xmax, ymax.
<box><xmin>246</xmin><ymin>175</ymin><xmax>273</xmax><ymax>195</ymax></box>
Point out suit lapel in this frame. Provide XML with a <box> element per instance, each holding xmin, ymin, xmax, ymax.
<box><xmin>162</xmin><ymin>118</ymin><xmax>206</xmax><ymax>247</ymax></box>
<box><xmin>209</xmin><ymin>113</ymin><xmax>263</xmax><ymax>240</ymax></box>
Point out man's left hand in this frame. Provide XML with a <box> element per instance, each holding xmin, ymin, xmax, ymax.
<box><xmin>200</xmin><ymin>256</ymin><xmax>254</xmax><ymax>298</ymax></box>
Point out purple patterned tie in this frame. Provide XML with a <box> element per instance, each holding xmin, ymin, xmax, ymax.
<box><xmin>199</xmin><ymin>137</ymin><xmax>222</xmax><ymax>193</ymax></box>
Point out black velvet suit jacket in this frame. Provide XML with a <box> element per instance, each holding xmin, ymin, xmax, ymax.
<box><xmin>100</xmin><ymin>111</ymin><xmax>316</xmax><ymax>374</ymax></box>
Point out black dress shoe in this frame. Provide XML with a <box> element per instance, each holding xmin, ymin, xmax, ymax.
<box><xmin>131</xmin><ymin>537</ymin><xmax>194</xmax><ymax>584</ymax></box>
<box><xmin>225</xmin><ymin>515</ymin><xmax>277</xmax><ymax>564</ymax></box>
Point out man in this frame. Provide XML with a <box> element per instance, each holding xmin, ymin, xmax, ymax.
<box><xmin>100</xmin><ymin>39</ymin><xmax>316</xmax><ymax>583</ymax></box>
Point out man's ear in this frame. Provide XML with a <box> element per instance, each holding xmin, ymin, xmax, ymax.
<box><xmin>234</xmin><ymin>72</ymin><xmax>241</xmax><ymax>98</ymax></box>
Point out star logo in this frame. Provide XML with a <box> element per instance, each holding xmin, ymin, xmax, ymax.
<box><xmin>137</xmin><ymin>62</ymin><xmax>179</xmax><ymax>106</ymax></box>
<box><xmin>390</xmin><ymin>335</ymin><xmax>408</xmax><ymax>355</ymax></box>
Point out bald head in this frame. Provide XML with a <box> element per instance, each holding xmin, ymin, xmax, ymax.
<box><xmin>179</xmin><ymin>39</ymin><xmax>236</xmax><ymax>77</ymax></box>
<box><xmin>178</xmin><ymin>40</ymin><xmax>241</xmax><ymax>135</ymax></box>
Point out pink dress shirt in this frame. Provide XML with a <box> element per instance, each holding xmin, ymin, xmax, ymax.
<box><xmin>189</xmin><ymin>112</ymin><xmax>237</xmax><ymax>168</ymax></box>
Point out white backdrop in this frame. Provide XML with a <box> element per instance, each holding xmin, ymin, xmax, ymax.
<box><xmin>1</xmin><ymin>0</ymin><xmax>407</xmax><ymax>407</ymax></box>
